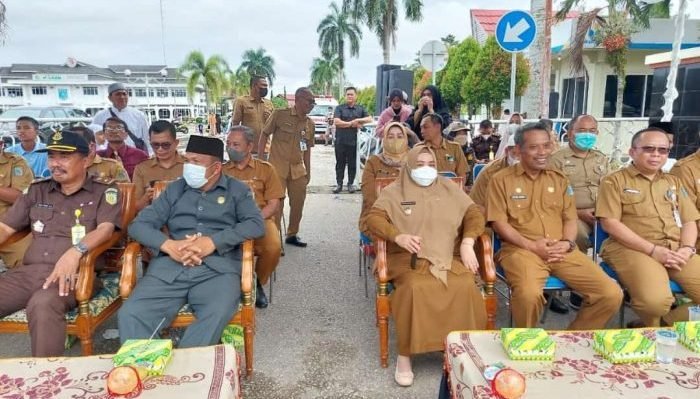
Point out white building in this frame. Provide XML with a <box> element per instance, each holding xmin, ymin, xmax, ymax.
<box><xmin>0</xmin><ymin>58</ymin><xmax>206</xmax><ymax>120</ymax></box>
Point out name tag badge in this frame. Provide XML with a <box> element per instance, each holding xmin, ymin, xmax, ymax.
<box><xmin>623</xmin><ymin>188</ymin><xmax>641</xmax><ymax>194</ymax></box>
<box><xmin>510</xmin><ymin>194</ymin><xmax>527</xmax><ymax>200</ymax></box>
<box><xmin>32</xmin><ymin>220</ymin><xmax>44</xmax><ymax>233</ymax></box>
<box><xmin>673</xmin><ymin>209</ymin><xmax>683</xmax><ymax>228</ymax></box>
<box><xmin>401</xmin><ymin>201</ymin><xmax>416</xmax><ymax>215</ymax></box>
<box><xmin>300</xmin><ymin>139</ymin><xmax>308</xmax><ymax>152</ymax></box>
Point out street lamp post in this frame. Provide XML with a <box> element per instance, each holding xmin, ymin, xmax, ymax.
<box><xmin>123</xmin><ymin>68</ymin><xmax>168</xmax><ymax>124</ymax></box>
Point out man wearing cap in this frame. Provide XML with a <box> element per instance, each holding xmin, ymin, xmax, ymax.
<box><xmin>119</xmin><ymin>135</ymin><xmax>265</xmax><ymax>348</ymax></box>
<box><xmin>231</xmin><ymin>75</ymin><xmax>273</xmax><ymax>157</ymax></box>
<box><xmin>97</xmin><ymin>117</ymin><xmax>149</xmax><ymax>180</ymax></box>
<box><xmin>0</xmin><ymin>131</ymin><xmax>121</xmax><ymax>356</ymax></box>
<box><xmin>470</xmin><ymin>134</ymin><xmax>519</xmax><ymax>209</ymax></box>
<box><xmin>92</xmin><ymin>83</ymin><xmax>151</xmax><ymax>154</ymax></box>
<box><xmin>69</xmin><ymin>126</ymin><xmax>130</xmax><ymax>183</ymax></box>
<box><xmin>471</xmin><ymin>120</ymin><xmax>500</xmax><ymax>163</ymax></box>
<box><xmin>0</xmin><ymin>138</ymin><xmax>33</xmax><ymax>269</ymax></box>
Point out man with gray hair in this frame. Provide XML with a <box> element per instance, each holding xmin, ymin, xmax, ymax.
<box><xmin>224</xmin><ymin>125</ymin><xmax>284</xmax><ymax>308</ymax></box>
<box><xmin>92</xmin><ymin>82</ymin><xmax>151</xmax><ymax>154</ymax></box>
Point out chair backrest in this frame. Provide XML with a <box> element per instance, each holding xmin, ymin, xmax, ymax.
<box><xmin>152</xmin><ymin>180</ymin><xmax>171</xmax><ymax>200</ymax></box>
<box><xmin>116</xmin><ymin>182</ymin><xmax>136</xmax><ymax>228</ymax></box>
<box><xmin>438</xmin><ymin>171</ymin><xmax>457</xmax><ymax>178</ymax></box>
<box><xmin>473</xmin><ymin>163</ymin><xmax>486</xmax><ymax>181</ymax></box>
<box><xmin>592</xmin><ymin>220</ymin><xmax>610</xmax><ymax>263</ymax></box>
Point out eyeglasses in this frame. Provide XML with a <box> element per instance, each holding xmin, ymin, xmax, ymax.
<box><xmin>635</xmin><ymin>146</ymin><xmax>670</xmax><ymax>155</ymax></box>
<box><xmin>151</xmin><ymin>142</ymin><xmax>173</xmax><ymax>150</ymax></box>
<box><xmin>105</xmin><ymin>127</ymin><xmax>125</xmax><ymax>133</ymax></box>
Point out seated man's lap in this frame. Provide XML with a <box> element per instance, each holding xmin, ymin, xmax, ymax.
<box><xmin>0</xmin><ymin>263</ymin><xmax>56</xmax><ymax>316</ymax></box>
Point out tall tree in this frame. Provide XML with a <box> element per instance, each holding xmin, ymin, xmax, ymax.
<box><xmin>343</xmin><ymin>0</ymin><xmax>423</xmax><ymax>64</ymax></box>
<box><xmin>178</xmin><ymin>50</ymin><xmax>230</xmax><ymax>109</ymax></box>
<box><xmin>438</xmin><ymin>37</ymin><xmax>481</xmax><ymax>116</ymax></box>
<box><xmin>0</xmin><ymin>1</ymin><xmax>7</xmax><ymax>44</ymax></box>
<box><xmin>239</xmin><ymin>48</ymin><xmax>276</xmax><ymax>85</ymax></box>
<box><xmin>310</xmin><ymin>53</ymin><xmax>341</xmax><ymax>95</ymax></box>
<box><xmin>317</xmin><ymin>2</ymin><xmax>362</xmax><ymax>97</ymax></box>
<box><xmin>227</xmin><ymin>69</ymin><xmax>250</xmax><ymax>99</ymax></box>
<box><xmin>355</xmin><ymin>86</ymin><xmax>377</xmax><ymax>115</ymax></box>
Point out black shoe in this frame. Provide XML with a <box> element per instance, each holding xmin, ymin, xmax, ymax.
<box><xmin>348</xmin><ymin>184</ymin><xmax>357</xmax><ymax>193</ymax></box>
<box><xmin>255</xmin><ymin>280</ymin><xmax>268</xmax><ymax>308</ymax></box>
<box><xmin>546</xmin><ymin>294</ymin><xmax>570</xmax><ymax>314</ymax></box>
<box><xmin>285</xmin><ymin>235</ymin><xmax>307</xmax><ymax>247</ymax></box>
<box><xmin>332</xmin><ymin>185</ymin><xmax>342</xmax><ymax>194</ymax></box>
<box><xmin>569</xmin><ymin>292</ymin><xmax>583</xmax><ymax>310</ymax></box>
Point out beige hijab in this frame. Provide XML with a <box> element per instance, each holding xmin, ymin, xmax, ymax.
<box><xmin>379</xmin><ymin>122</ymin><xmax>410</xmax><ymax>166</ymax></box>
<box><xmin>373</xmin><ymin>145</ymin><xmax>473</xmax><ymax>285</ymax></box>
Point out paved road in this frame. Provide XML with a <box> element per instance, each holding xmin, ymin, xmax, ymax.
<box><xmin>0</xmin><ymin>144</ymin><xmax>633</xmax><ymax>398</ymax></box>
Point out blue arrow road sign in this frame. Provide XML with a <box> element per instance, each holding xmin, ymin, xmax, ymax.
<box><xmin>495</xmin><ymin>10</ymin><xmax>537</xmax><ymax>53</ymax></box>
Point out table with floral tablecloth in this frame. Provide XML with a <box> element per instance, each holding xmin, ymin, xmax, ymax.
<box><xmin>0</xmin><ymin>344</ymin><xmax>241</xmax><ymax>399</ymax></box>
<box><xmin>444</xmin><ymin>329</ymin><xmax>700</xmax><ymax>399</ymax></box>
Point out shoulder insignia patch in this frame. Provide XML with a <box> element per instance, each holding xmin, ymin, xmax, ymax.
<box><xmin>104</xmin><ymin>187</ymin><xmax>118</xmax><ymax>205</ymax></box>
<box><xmin>13</xmin><ymin>166</ymin><xmax>24</xmax><ymax>176</ymax></box>
<box><xmin>566</xmin><ymin>185</ymin><xmax>574</xmax><ymax>196</ymax></box>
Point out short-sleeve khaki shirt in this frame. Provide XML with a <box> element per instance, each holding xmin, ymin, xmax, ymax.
<box><xmin>670</xmin><ymin>151</ymin><xmax>700</xmax><ymax>211</ymax></box>
<box><xmin>419</xmin><ymin>138</ymin><xmax>469</xmax><ymax>179</ymax></box>
<box><xmin>596</xmin><ymin>165</ymin><xmax>700</xmax><ymax>246</ymax></box>
<box><xmin>550</xmin><ymin>147</ymin><xmax>608</xmax><ymax>209</ymax></box>
<box><xmin>222</xmin><ymin>157</ymin><xmax>284</xmax><ymax>210</ymax></box>
<box><xmin>88</xmin><ymin>155</ymin><xmax>130</xmax><ymax>184</ymax></box>
<box><xmin>131</xmin><ymin>154</ymin><xmax>185</xmax><ymax>199</ymax></box>
<box><xmin>0</xmin><ymin>152</ymin><xmax>33</xmax><ymax>215</ymax></box>
<box><xmin>231</xmin><ymin>95</ymin><xmax>273</xmax><ymax>154</ymax></box>
<box><xmin>263</xmin><ymin>107</ymin><xmax>315</xmax><ymax>181</ymax></box>
<box><xmin>487</xmin><ymin>164</ymin><xmax>577</xmax><ymax>241</ymax></box>
<box><xmin>470</xmin><ymin>157</ymin><xmax>509</xmax><ymax>207</ymax></box>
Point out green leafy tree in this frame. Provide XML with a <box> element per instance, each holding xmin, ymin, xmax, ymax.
<box><xmin>271</xmin><ymin>96</ymin><xmax>288</xmax><ymax>109</ymax></box>
<box><xmin>227</xmin><ymin>69</ymin><xmax>250</xmax><ymax>99</ymax></box>
<box><xmin>310</xmin><ymin>53</ymin><xmax>341</xmax><ymax>96</ymax></box>
<box><xmin>179</xmin><ymin>50</ymin><xmax>230</xmax><ymax>108</ymax></box>
<box><xmin>462</xmin><ymin>37</ymin><xmax>530</xmax><ymax>114</ymax></box>
<box><xmin>318</xmin><ymin>2</ymin><xmax>362</xmax><ymax>97</ymax></box>
<box><xmin>343</xmin><ymin>0</ymin><xmax>423</xmax><ymax>64</ymax></box>
<box><xmin>355</xmin><ymin>86</ymin><xmax>377</xmax><ymax>115</ymax></box>
<box><xmin>239</xmin><ymin>48</ymin><xmax>276</xmax><ymax>85</ymax></box>
<box><xmin>439</xmin><ymin>37</ymin><xmax>480</xmax><ymax>115</ymax></box>
<box><xmin>412</xmin><ymin>67</ymin><xmax>431</xmax><ymax>104</ymax></box>
<box><xmin>441</xmin><ymin>34</ymin><xmax>458</xmax><ymax>47</ymax></box>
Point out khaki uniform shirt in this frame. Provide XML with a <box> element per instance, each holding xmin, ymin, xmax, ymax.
<box><xmin>0</xmin><ymin>152</ymin><xmax>33</xmax><ymax>215</ymax></box>
<box><xmin>670</xmin><ymin>151</ymin><xmax>700</xmax><ymax>211</ymax></box>
<box><xmin>596</xmin><ymin>165</ymin><xmax>700</xmax><ymax>246</ymax></box>
<box><xmin>88</xmin><ymin>155</ymin><xmax>130</xmax><ymax>184</ymax></box>
<box><xmin>420</xmin><ymin>138</ymin><xmax>469</xmax><ymax>179</ymax></box>
<box><xmin>132</xmin><ymin>154</ymin><xmax>186</xmax><ymax>200</ymax></box>
<box><xmin>222</xmin><ymin>157</ymin><xmax>285</xmax><ymax>211</ymax></box>
<box><xmin>263</xmin><ymin>107</ymin><xmax>315</xmax><ymax>181</ymax></box>
<box><xmin>1</xmin><ymin>177</ymin><xmax>122</xmax><ymax>266</ymax></box>
<box><xmin>232</xmin><ymin>95</ymin><xmax>273</xmax><ymax>153</ymax></box>
<box><xmin>550</xmin><ymin>147</ymin><xmax>608</xmax><ymax>209</ymax></box>
<box><xmin>470</xmin><ymin>157</ymin><xmax>509</xmax><ymax>207</ymax></box>
<box><xmin>487</xmin><ymin>164</ymin><xmax>576</xmax><ymax>241</ymax></box>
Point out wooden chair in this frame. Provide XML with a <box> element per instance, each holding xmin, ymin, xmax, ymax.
<box><xmin>124</xmin><ymin>180</ymin><xmax>256</xmax><ymax>376</ymax></box>
<box><xmin>0</xmin><ymin>182</ymin><xmax>137</xmax><ymax>355</ymax></box>
<box><xmin>372</xmin><ymin>176</ymin><xmax>497</xmax><ymax>368</ymax></box>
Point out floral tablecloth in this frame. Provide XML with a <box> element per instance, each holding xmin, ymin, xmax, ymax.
<box><xmin>444</xmin><ymin>330</ymin><xmax>700</xmax><ymax>399</ymax></box>
<box><xmin>0</xmin><ymin>344</ymin><xmax>241</xmax><ymax>399</ymax></box>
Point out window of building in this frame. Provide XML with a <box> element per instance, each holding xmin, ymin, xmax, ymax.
<box><xmin>173</xmin><ymin>108</ymin><xmax>191</xmax><ymax>118</ymax></box>
<box><xmin>603</xmin><ymin>74</ymin><xmax>653</xmax><ymax>117</ymax></box>
<box><xmin>6</xmin><ymin>87</ymin><xmax>23</xmax><ymax>97</ymax></box>
<box><xmin>156</xmin><ymin>88</ymin><xmax>169</xmax><ymax>98</ymax></box>
<box><xmin>134</xmin><ymin>88</ymin><xmax>147</xmax><ymax>97</ymax></box>
<box><xmin>127</xmin><ymin>88</ymin><xmax>133</xmax><ymax>97</ymax></box>
<box><xmin>158</xmin><ymin>109</ymin><xmax>171</xmax><ymax>119</ymax></box>
<box><xmin>148</xmin><ymin>89</ymin><xmax>154</xmax><ymax>97</ymax></box>
<box><xmin>560</xmin><ymin>77</ymin><xmax>587</xmax><ymax>118</ymax></box>
<box><xmin>31</xmin><ymin>86</ymin><xmax>47</xmax><ymax>95</ymax></box>
<box><xmin>171</xmin><ymin>88</ymin><xmax>187</xmax><ymax>97</ymax></box>
<box><xmin>82</xmin><ymin>86</ymin><xmax>99</xmax><ymax>96</ymax></box>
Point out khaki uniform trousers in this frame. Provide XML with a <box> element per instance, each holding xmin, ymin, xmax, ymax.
<box><xmin>602</xmin><ymin>241</ymin><xmax>700</xmax><ymax>327</ymax></box>
<box><xmin>576</xmin><ymin>219</ymin><xmax>593</xmax><ymax>251</ymax></box>
<box><xmin>255</xmin><ymin>219</ymin><xmax>282</xmax><ymax>284</ymax></box>
<box><xmin>0</xmin><ymin>234</ymin><xmax>32</xmax><ymax>268</ymax></box>
<box><xmin>277</xmin><ymin>175</ymin><xmax>308</xmax><ymax>237</ymax></box>
<box><xmin>499</xmin><ymin>246</ymin><xmax>623</xmax><ymax>329</ymax></box>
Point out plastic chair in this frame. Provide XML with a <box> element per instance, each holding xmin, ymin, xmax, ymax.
<box><xmin>472</xmin><ymin>163</ymin><xmax>486</xmax><ymax>181</ymax></box>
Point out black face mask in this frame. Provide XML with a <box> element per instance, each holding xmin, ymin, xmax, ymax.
<box><xmin>392</xmin><ymin>106</ymin><xmax>402</xmax><ymax>114</ymax></box>
<box><xmin>259</xmin><ymin>88</ymin><xmax>268</xmax><ymax>98</ymax></box>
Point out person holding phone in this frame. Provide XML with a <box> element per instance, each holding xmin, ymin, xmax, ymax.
<box><xmin>407</xmin><ymin>85</ymin><xmax>451</xmax><ymax>140</ymax></box>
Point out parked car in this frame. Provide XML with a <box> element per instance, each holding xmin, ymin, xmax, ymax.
<box><xmin>0</xmin><ymin>106</ymin><xmax>90</xmax><ymax>142</ymax></box>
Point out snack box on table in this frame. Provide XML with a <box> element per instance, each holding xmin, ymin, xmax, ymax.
<box><xmin>500</xmin><ymin>328</ymin><xmax>556</xmax><ymax>361</ymax></box>
<box><xmin>593</xmin><ymin>330</ymin><xmax>655</xmax><ymax>364</ymax></box>
<box><xmin>113</xmin><ymin>339</ymin><xmax>173</xmax><ymax>376</ymax></box>
<box><xmin>674</xmin><ymin>321</ymin><xmax>700</xmax><ymax>353</ymax></box>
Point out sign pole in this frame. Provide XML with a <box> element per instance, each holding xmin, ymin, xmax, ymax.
<box><xmin>510</xmin><ymin>52</ymin><xmax>516</xmax><ymax>112</ymax></box>
<box><xmin>431</xmin><ymin>50</ymin><xmax>436</xmax><ymax>85</ymax></box>
<box><xmin>495</xmin><ymin>10</ymin><xmax>536</xmax><ymax>114</ymax></box>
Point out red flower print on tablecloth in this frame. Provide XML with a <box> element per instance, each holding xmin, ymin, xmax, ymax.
<box><xmin>471</xmin><ymin>384</ymin><xmax>493</xmax><ymax>399</ymax></box>
<box><xmin>600</xmin><ymin>364</ymin><xmax>663</xmax><ymax>388</ymax></box>
<box><xmin>0</xmin><ymin>375</ymin><xmax>26</xmax><ymax>395</ymax></box>
<box><xmin>22</xmin><ymin>367</ymin><xmax>72</xmax><ymax>399</ymax></box>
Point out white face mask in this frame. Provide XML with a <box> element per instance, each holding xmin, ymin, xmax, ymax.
<box><xmin>410</xmin><ymin>166</ymin><xmax>438</xmax><ymax>187</ymax></box>
<box><xmin>454</xmin><ymin>135</ymin><xmax>469</xmax><ymax>146</ymax></box>
<box><xmin>183</xmin><ymin>162</ymin><xmax>212</xmax><ymax>189</ymax></box>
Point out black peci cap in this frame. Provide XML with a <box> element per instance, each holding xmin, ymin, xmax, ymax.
<box><xmin>37</xmin><ymin>130</ymin><xmax>90</xmax><ymax>155</ymax></box>
<box><xmin>185</xmin><ymin>135</ymin><xmax>224</xmax><ymax>160</ymax></box>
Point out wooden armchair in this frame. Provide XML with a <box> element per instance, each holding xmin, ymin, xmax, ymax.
<box><xmin>372</xmin><ymin>177</ymin><xmax>497</xmax><ymax>368</ymax></box>
<box><xmin>123</xmin><ymin>180</ymin><xmax>256</xmax><ymax>377</ymax></box>
<box><xmin>0</xmin><ymin>182</ymin><xmax>137</xmax><ymax>355</ymax></box>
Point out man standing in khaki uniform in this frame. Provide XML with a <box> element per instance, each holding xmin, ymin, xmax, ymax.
<box><xmin>224</xmin><ymin>125</ymin><xmax>284</xmax><ymax>308</ymax></box>
<box><xmin>232</xmin><ymin>76</ymin><xmax>273</xmax><ymax>157</ymax></box>
<box><xmin>597</xmin><ymin>127</ymin><xmax>700</xmax><ymax>327</ymax></box>
<box><xmin>470</xmin><ymin>135</ymin><xmax>518</xmax><ymax>209</ymax></box>
<box><xmin>69</xmin><ymin>126</ymin><xmax>129</xmax><ymax>184</ymax></box>
<box><xmin>670</xmin><ymin>146</ymin><xmax>700</xmax><ymax>250</ymax></box>
<box><xmin>259</xmin><ymin>87</ymin><xmax>315</xmax><ymax>248</ymax></box>
<box><xmin>487</xmin><ymin>122</ymin><xmax>622</xmax><ymax>328</ymax></box>
<box><xmin>132</xmin><ymin>121</ymin><xmax>185</xmax><ymax>211</ymax></box>
<box><xmin>418</xmin><ymin>113</ymin><xmax>468</xmax><ymax>180</ymax></box>
<box><xmin>0</xmin><ymin>140</ymin><xmax>34</xmax><ymax>268</ymax></box>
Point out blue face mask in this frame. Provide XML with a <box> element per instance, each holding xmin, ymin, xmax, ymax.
<box><xmin>573</xmin><ymin>132</ymin><xmax>597</xmax><ymax>151</ymax></box>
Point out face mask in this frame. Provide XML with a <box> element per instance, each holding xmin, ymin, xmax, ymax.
<box><xmin>258</xmin><ymin>88</ymin><xmax>268</xmax><ymax>98</ymax></box>
<box><xmin>410</xmin><ymin>166</ymin><xmax>438</xmax><ymax>187</ymax></box>
<box><xmin>183</xmin><ymin>163</ymin><xmax>213</xmax><ymax>189</ymax></box>
<box><xmin>480</xmin><ymin>133</ymin><xmax>491</xmax><ymax>139</ymax></box>
<box><xmin>227</xmin><ymin>148</ymin><xmax>247</xmax><ymax>162</ymax></box>
<box><xmin>454</xmin><ymin>135</ymin><xmax>469</xmax><ymax>146</ymax></box>
<box><xmin>507</xmin><ymin>153</ymin><xmax>520</xmax><ymax>166</ymax></box>
<box><xmin>383</xmin><ymin>138</ymin><xmax>408</xmax><ymax>155</ymax></box>
<box><xmin>573</xmin><ymin>132</ymin><xmax>597</xmax><ymax>151</ymax></box>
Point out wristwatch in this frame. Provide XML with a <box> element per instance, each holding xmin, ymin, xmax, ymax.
<box><xmin>680</xmin><ymin>245</ymin><xmax>697</xmax><ymax>254</ymax></box>
<box><xmin>560</xmin><ymin>239</ymin><xmax>576</xmax><ymax>253</ymax></box>
<box><xmin>73</xmin><ymin>242</ymin><xmax>89</xmax><ymax>256</ymax></box>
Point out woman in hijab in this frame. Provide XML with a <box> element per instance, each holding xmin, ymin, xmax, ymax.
<box><xmin>407</xmin><ymin>85</ymin><xmax>452</xmax><ymax>140</ymax></box>
<box><xmin>359</xmin><ymin>122</ymin><xmax>410</xmax><ymax>234</ymax></box>
<box><xmin>366</xmin><ymin>145</ymin><xmax>487</xmax><ymax>387</ymax></box>
<box><xmin>376</xmin><ymin>89</ymin><xmax>413</xmax><ymax>137</ymax></box>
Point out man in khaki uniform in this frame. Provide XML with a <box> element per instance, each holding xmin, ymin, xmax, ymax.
<box><xmin>470</xmin><ymin>134</ymin><xmax>518</xmax><ymax>209</ymax></box>
<box><xmin>259</xmin><ymin>87</ymin><xmax>315</xmax><ymax>248</ymax></box>
<box><xmin>70</xmin><ymin>126</ymin><xmax>129</xmax><ymax>184</ymax></box>
<box><xmin>670</xmin><ymin>145</ymin><xmax>700</xmax><ymax>250</ymax></box>
<box><xmin>418</xmin><ymin>113</ymin><xmax>468</xmax><ymax>180</ymax></box>
<box><xmin>224</xmin><ymin>125</ymin><xmax>284</xmax><ymax>308</ymax></box>
<box><xmin>0</xmin><ymin>140</ymin><xmax>34</xmax><ymax>268</ymax></box>
<box><xmin>232</xmin><ymin>76</ymin><xmax>273</xmax><ymax>156</ymax></box>
<box><xmin>597</xmin><ymin>127</ymin><xmax>700</xmax><ymax>327</ymax></box>
<box><xmin>132</xmin><ymin>121</ymin><xmax>185</xmax><ymax>211</ymax></box>
<box><xmin>550</xmin><ymin>114</ymin><xmax>608</xmax><ymax>250</ymax></box>
<box><xmin>487</xmin><ymin>122</ymin><xmax>622</xmax><ymax>328</ymax></box>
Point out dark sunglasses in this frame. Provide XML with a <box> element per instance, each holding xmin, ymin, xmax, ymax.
<box><xmin>635</xmin><ymin>146</ymin><xmax>670</xmax><ymax>155</ymax></box>
<box><xmin>151</xmin><ymin>142</ymin><xmax>173</xmax><ymax>150</ymax></box>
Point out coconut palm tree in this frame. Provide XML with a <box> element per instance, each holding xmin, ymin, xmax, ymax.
<box><xmin>317</xmin><ymin>2</ymin><xmax>362</xmax><ymax>97</ymax></box>
<box><xmin>227</xmin><ymin>69</ymin><xmax>251</xmax><ymax>99</ymax></box>
<box><xmin>239</xmin><ymin>48</ymin><xmax>276</xmax><ymax>86</ymax></box>
<box><xmin>342</xmin><ymin>0</ymin><xmax>423</xmax><ymax>64</ymax></box>
<box><xmin>310</xmin><ymin>53</ymin><xmax>341</xmax><ymax>96</ymax></box>
<box><xmin>179</xmin><ymin>50</ymin><xmax>230</xmax><ymax>109</ymax></box>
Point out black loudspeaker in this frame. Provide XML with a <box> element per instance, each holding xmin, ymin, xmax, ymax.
<box><xmin>549</xmin><ymin>92</ymin><xmax>559</xmax><ymax>119</ymax></box>
<box><xmin>386</xmin><ymin>69</ymin><xmax>414</xmax><ymax>110</ymax></box>
<box><xmin>376</xmin><ymin>64</ymin><xmax>401</xmax><ymax>115</ymax></box>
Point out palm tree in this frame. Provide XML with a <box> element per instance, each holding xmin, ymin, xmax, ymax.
<box><xmin>227</xmin><ymin>69</ymin><xmax>251</xmax><ymax>99</ymax></box>
<box><xmin>239</xmin><ymin>48</ymin><xmax>276</xmax><ymax>86</ymax></box>
<box><xmin>317</xmin><ymin>2</ymin><xmax>362</xmax><ymax>97</ymax></box>
<box><xmin>343</xmin><ymin>0</ymin><xmax>423</xmax><ymax>64</ymax></box>
<box><xmin>310</xmin><ymin>53</ymin><xmax>341</xmax><ymax>96</ymax></box>
<box><xmin>178</xmin><ymin>50</ymin><xmax>230</xmax><ymax>109</ymax></box>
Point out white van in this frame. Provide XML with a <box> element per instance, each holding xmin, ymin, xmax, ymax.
<box><xmin>308</xmin><ymin>96</ymin><xmax>339</xmax><ymax>143</ymax></box>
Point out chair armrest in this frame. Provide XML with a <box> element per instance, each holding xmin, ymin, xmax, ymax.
<box><xmin>241</xmin><ymin>240</ymin><xmax>254</xmax><ymax>306</ymax></box>
<box><xmin>0</xmin><ymin>229</ymin><xmax>30</xmax><ymax>248</ymax></box>
<box><xmin>120</xmin><ymin>241</ymin><xmax>142</xmax><ymax>299</ymax></box>
<box><xmin>475</xmin><ymin>233</ymin><xmax>496</xmax><ymax>287</ymax></box>
<box><xmin>75</xmin><ymin>230</ymin><xmax>123</xmax><ymax>304</ymax></box>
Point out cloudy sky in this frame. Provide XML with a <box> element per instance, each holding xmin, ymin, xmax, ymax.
<box><xmin>1</xmin><ymin>0</ymin><xmax>697</xmax><ymax>90</ymax></box>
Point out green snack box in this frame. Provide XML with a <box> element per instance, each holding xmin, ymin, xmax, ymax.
<box><xmin>221</xmin><ymin>324</ymin><xmax>244</xmax><ymax>350</ymax></box>
<box><xmin>500</xmin><ymin>328</ymin><xmax>556</xmax><ymax>361</ymax></box>
<box><xmin>593</xmin><ymin>330</ymin><xmax>655</xmax><ymax>364</ymax></box>
<box><xmin>113</xmin><ymin>339</ymin><xmax>173</xmax><ymax>376</ymax></box>
<box><xmin>674</xmin><ymin>321</ymin><xmax>700</xmax><ymax>353</ymax></box>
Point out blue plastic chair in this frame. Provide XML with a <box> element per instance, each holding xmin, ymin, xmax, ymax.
<box><xmin>472</xmin><ymin>163</ymin><xmax>486</xmax><ymax>181</ymax></box>
<box><xmin>438</xmin><ymin>171</ymin><xmax>457</xmax><ymax>178</ymax></box>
